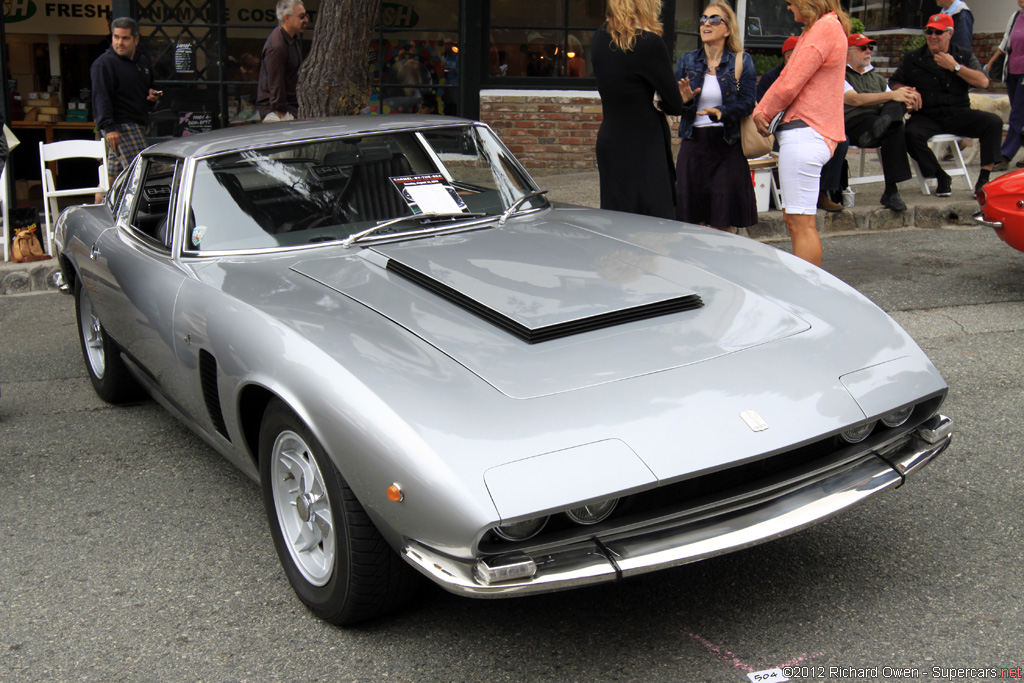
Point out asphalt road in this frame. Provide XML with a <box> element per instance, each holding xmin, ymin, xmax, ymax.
<box><xmin>1</xmin><ymin>225</ymin><xmax>1022</xmax><ymax>683</ymax></box>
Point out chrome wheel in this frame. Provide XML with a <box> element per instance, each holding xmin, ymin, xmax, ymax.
<box><xmin>78</xmin><ymin>285</ymin><xmax>106</xmax><ymax>379</ymax></box>
<box><xmin>269</xmin><ymin>429</ymin><xmax>335</xmax><ymax>586</ymax></box>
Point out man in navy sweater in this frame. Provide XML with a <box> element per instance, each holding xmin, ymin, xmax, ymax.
<box><xmin>90</xmin><ymin>17</ymin><xmax>161</xmax><ymax>194</ymax></box>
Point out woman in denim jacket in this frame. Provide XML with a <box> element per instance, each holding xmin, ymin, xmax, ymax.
<box><xmin>674</xmin><ymin>0</ymin><xmax>757</xmax><ymax>230</ymax></box>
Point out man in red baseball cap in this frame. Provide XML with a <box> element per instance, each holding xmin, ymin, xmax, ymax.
<box><xmin>889</xmin><ymin>13</ymin><xmax>1000</xmax><ymax>196</ymax></box>
<box><xmin>843</xmin><ymin>33</ymin><xmax>920</xmax><ymax>211</ymax></box>
<box><xmin>755</xmin><ymin>35</ymin><xmax>799</xmax><ymax>101</ymax></box>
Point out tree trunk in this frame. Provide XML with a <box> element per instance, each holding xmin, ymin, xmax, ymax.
<box><xmin>298</xmin><ymin>0</ymin><xmax>381</xmax><ymax>117</ymax></box>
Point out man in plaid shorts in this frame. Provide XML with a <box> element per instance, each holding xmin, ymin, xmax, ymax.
<box><xmin>90</xmin><ymin>17</ymin><xmax>161</xmax><ymax>198</ymax></box>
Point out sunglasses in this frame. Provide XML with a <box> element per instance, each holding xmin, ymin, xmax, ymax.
<box><xmin>924</xmin><ymin>28</ymin><xmax>947</xmax><ymax>36</ymax></box>
<box><xmin>855</xmin><ymin>45</ymin><xmax>874</xmax><ymax>51</ymax></box>
<box><xmin>699</xmin><ymin>15</ymin><xmax>725</xmax><ymax>26</ymax></box>
<box><xmin>294</xmin><ymin>12</ymin><xmax>308</xmax><ymax>19</ymax></box>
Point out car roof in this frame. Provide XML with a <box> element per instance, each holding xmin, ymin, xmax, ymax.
<box><xmin>143</xmin><ymin>115</ymin><xmax>475</xmax><ymax>159</ymax></box>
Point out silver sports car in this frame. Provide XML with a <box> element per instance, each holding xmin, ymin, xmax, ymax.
<box><xmin>55</xmin><ymin>116</ymin><xmax>953</xmax><ymax>625</ymax></box>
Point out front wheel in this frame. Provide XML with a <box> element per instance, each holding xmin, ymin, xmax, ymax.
<box><xmin>259</xmin><ymin>399</ymin><xmax>418</xmax><ymax>625</ymax></box>
<box><xmin>75</xmin><ymin>278</ymin><xmax>142</xmax><ymax>403</ymax></box>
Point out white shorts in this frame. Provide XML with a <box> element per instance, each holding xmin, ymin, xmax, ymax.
<box><xmin>777</xmin><ymin>126</ymin><xmax>832</xmax><ymax>215</ymax></box>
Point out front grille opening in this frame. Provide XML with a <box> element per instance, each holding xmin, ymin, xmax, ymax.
<box><xmin>479</xmin><ymin>396</ymin><xmax>944</xmax><ymax>555</ymax></box>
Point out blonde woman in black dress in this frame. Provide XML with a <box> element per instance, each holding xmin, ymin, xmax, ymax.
<box><xmin>592</xmin><ymin>0</ymin><xmax>684</xmax><ymax>219</ymax></box>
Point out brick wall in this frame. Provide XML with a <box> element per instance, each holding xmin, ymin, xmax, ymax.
<box><xmin>480</xmin><ymin>90</ymin><xmax>602</xmax><ymax>173</ymax></box>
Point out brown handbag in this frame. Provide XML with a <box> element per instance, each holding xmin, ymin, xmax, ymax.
<box><xmin>735</xmin><ymin>56</ymin><xmax>774</xmax><ymax>159</ymax></box>
<box><xmin>12</xmin><ymin>225</ymin><xmax>51</xmax><ymax>263</ymax></box>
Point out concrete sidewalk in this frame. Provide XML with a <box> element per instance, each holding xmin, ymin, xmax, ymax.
<box><xmin>536</xmin><ymin>146</ymin><xmax>993</xmax><ymax>242</ymax></box>
<box><xmin>1</xmin><ymin>148</ymin><xmax>1000</xmax><ymax>295</ymax></box>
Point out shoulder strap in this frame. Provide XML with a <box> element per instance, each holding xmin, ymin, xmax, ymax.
<box><xmin>734</xmin><ymin>51</ymin><xmax>743</xmax><ymax>82</ymax></box>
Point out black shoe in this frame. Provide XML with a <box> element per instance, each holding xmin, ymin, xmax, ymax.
<box><xmin>935</xmin><ymin>176</ymin><xmax>953</xmax><ymax>197</ymax></box>
<box><xmin>975</xmin><ymin>178</ymin><xmax>987</xmax><ymax>197</ymax></box>
<box><xmin>1016</xmin><ymin>159</ymin><xmax>1024</xmax><ymax>169</ymax></box>
<box><xmin>880</xmin><ymin>190</ymin><xmax>907</xmax><ymax>211</ymax></box>
<box><xmin>857</xmin><ymin>115</ymin><xmax>892</xmax><ymax>148</ymax></box>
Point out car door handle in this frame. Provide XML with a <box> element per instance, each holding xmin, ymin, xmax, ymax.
<box><xmin>90</xmin><ymin>243</ymin><xmax>100</xmax><ymax>260</ymax></box>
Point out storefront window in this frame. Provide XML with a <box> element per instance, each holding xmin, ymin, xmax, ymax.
<box><xmin>673</xmin><ymin>0</ymin><xmax>701</xmax><ymax>63</ymax></box>
<box><xmin>488</xmin><ymin>0</ymin><xmax>605</xmax><ymax>79</ymax></box>
<box><xmin>847</xmin><ymin>0</ymin><xmax>928</xmax><ymax>32</ymax></box>
<box><xmin>370</xmin><ymin>0</ymin><xmax>460</xmax><ymax>115</ymax></box>
<box><xmin>743</xmin><ymin>0</ymin><xmax>801</xmax><ymax>42</ymax></box>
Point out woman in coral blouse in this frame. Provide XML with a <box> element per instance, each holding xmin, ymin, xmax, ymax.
<box><xmin>752</xmin><ymin>0</ymin><xmax>850</xmax><ymax>266</ymax></box>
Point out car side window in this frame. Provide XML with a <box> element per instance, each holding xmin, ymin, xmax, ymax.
<box><xmin>129</xmin><ymin>157</ymin><xmax>179</xmax><ymax>250</ymax></box>
<box><xmin>113</xmin><ymin>159</ymin><xmax>144</xmax><ymax>228</ymax></box>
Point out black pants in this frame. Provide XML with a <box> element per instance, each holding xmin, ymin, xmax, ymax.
<box><xmin>846</xmin><ymin>102</ymin><xmax>913</xmax><ymax>187</ymax></box>
<box><xmin>904</xmin><ymin>106</ymin><xmax>1003</xmax><ymax>179</ymax></box>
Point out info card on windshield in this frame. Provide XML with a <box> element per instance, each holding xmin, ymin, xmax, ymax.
<box><xmin>391</xmin><ymin>174</ymin><xmax>469</xmax><ymax>215</ymax></box>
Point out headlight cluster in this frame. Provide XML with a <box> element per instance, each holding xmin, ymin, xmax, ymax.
<box><xmin>492</xmin><ymin>497</ymin><xmax>620</xmax><ymax>541</ymax></box>
<box><xmin>840</xmin><ymin>405</ymin><xmax>915</xmax><ymax>444</ymax></box>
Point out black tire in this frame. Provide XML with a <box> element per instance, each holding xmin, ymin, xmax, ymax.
<box><xmin>259</xmin><ymin>399</ymin><xmax>419</xmax><ymax>625</ymax></box>
<box><xmin>74</xmin><ymin>278</ymin><xmax>143</xmax><ymax>404</ymax></box>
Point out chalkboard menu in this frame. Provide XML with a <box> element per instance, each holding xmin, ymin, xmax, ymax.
<box><xmin>175</xmin><ymin>43</ymin><xmax>196</xmax><ymax>74</ymax></box>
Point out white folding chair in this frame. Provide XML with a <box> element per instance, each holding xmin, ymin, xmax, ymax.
<box><xmin>847</xmin><ymin>146</ymin><xmax>885</xmax><ymax>187</ymax></box>
<box><xmin>1</xmin><ymin>162</ymin><xmax>10</xmax><ymax>262</ymax></box>
<box><xmin>909</xmin><ymin>134</ymin><xmax>973</xmax><ymax>195</ymax></box>
<box><xmin>39</xmin><ymin>139</ymin><xmax>109</xmax><ymax>254</ymax></box>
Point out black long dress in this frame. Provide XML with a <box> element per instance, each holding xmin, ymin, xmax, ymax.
<box><xmin>591</xmin><ymin>26</ymin><xmax>684</xmax><ymax>219</ymax></box>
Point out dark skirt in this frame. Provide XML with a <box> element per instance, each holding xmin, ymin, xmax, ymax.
<box><xmin>675</xmin><ymin>127</ymin><xmax>758</xmax><ymax>228</ymax></box>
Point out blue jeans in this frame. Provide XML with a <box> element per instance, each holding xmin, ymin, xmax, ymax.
<box><xmin>1002</xmin><ymin>72</ymin><xmax>1024</xmax><ymax>160</ymax></box>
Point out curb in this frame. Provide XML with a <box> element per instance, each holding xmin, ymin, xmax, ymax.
<box><xmin>0</xmin><ymin>261</ymin><xmax>62</xmax><ymax>296</ymax></box>
<box><xmin>747</xmin><ymin>199</ymin><xmax>982</xmax><ymax>239</ymax></box>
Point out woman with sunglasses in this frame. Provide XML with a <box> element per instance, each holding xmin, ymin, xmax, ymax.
<box><xmin>673</xmin><ymin>1</ymin><xmax>758</xmax><ymax>231</ymax></box>
<box><xmin>752</xmin><ymin>0</ymin><xmax>851</xmax><ymax>266</ymax></box>
<box><xmin>592</xmin><ymin>0</ymin><xmax>684</xmax><ymax>219</ymax></box>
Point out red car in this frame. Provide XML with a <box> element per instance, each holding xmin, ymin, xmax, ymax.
<box><xmin>975</xmin><ymin>169</ymin><xmax>1024</xmax><ymax>252</ymax></box>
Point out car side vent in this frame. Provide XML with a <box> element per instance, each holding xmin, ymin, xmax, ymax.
<box><xmin>199</xmin><ymin>350</ymin><xmax>230</xmax><ymax>441</ymax></box>
<box><xmin>386</xmin><ymin>260</ymin><xmax>704</xmax><ymax>344</ymax></box>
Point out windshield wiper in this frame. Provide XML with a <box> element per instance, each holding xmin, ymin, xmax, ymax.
<box><xmin>341</xmin><ymin>211</ymin><xmax>487</xmax><ymax>248</ymax></box>
<box><xmin>498</xmin><ymin>189</ymin><xmax>549</xmax><ymax>227</ymax></box>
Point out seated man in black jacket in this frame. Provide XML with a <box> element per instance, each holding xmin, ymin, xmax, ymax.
<box><xmin>889</xmin><ymin>12</ymin><xmax>1001</xmax><ymax>197</ymax></box>
<box><xmin>844</xmin><ymin>33</ymin><xmax>921</xmax><ymax>211</ymax></box>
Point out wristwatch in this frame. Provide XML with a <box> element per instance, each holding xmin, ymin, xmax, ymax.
<box><xmin>954</xmin><ymin>63</ymin><xmax>962</xmax><ymax>72</ymax></box>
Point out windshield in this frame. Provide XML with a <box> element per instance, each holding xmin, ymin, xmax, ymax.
<box><xmin>184</xmin><ymin>124</ymin><xmax>545</xmax><ymax>253</ymax></box>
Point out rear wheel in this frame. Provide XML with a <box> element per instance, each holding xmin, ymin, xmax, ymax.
<box><xmin>75</xmin><ymin>278</ymin><xmax>142</xmax><ymax>403</ymax></box>
<box><xmin>259</xmin><ymin>399</ymin><xmax>418</xmax><ymax>625</ymax></box>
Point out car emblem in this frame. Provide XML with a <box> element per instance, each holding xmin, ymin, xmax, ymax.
<box><xmin>740</xmin><ymin>410</ymin><xmax>769</xmax><ymax>432</ymax></box>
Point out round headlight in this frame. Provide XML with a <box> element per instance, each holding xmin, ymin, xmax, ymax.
<box><xmin>565</xmin><ymin>498</ymin><xmax>619</xmax><ymax>525</ymax></box>
<box><xmin>492</xmin><ymin>516</ymin><xmax>548</xmax><ymax>541</ymax></box>
<box><xmin>841</xmin><ymin>420</ymin><xmax>877</xmax><ymax>443</ymax></box>
<box><xmin>881</xmin><ymin>405</ymin><xmax>914</xmax><ymax>428</ymax></box>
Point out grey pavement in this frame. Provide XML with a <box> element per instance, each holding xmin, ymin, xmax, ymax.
<box><xmin>1</xmin><ymin>148</ymin><xmax>1003</xmax><ymax>295</ymax></box>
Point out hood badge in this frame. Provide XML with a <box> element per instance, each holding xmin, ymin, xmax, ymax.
<box><xmin>740</xmin><ymin>410</ymin><xmax>769</xmax><ymax>432</ymax></box>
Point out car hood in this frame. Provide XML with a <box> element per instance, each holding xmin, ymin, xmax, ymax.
<box><xmin>291</xmin><ymin>212</ymin><xmax>811</xmax><ymax>399</ymax></box>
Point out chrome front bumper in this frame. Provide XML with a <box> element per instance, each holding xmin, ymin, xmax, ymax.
<box><xmin>973</xmin><ymin>210</ymin><xmax>1002</xmax><ymax>230</ymax></box>
<box><xmin>402</xmin><ymin>415</ymin><xmax>953</xmax><ymax>598</ymax></box>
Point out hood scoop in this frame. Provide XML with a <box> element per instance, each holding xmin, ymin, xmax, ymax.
<box><xmin>384</xmin><ymin>257</ymin><xmax>703</xmax><ymax>344</ymax></box>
